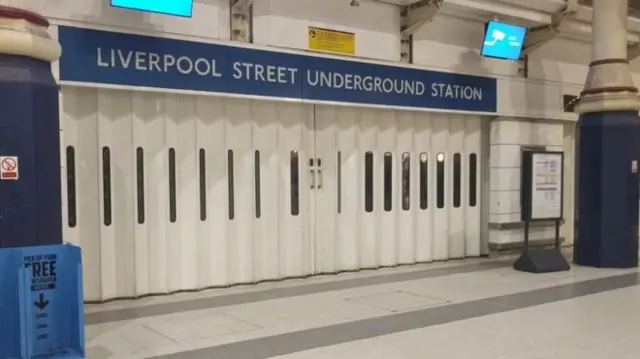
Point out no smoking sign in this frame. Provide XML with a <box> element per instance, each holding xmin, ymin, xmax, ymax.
<box><xmin>0</xmin><ymin>156</ymin><xmax>19</xmax><ymax>180</ymax></box>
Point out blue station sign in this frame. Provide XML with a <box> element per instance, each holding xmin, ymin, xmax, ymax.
<box><xmin>57</xmin><ymin>26</ymin><xmax>498</xmax><ymax>113</ymax></box>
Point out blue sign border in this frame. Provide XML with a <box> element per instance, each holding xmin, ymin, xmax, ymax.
<box><xmin>58</xmin><ymin>26</ymin><xmax>497</xmax><ymax>113</ymax></box>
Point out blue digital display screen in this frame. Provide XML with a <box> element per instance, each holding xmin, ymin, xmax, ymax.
<box><xmin>481</xmin><ymin>21</ymin><xmax>527</xmax><ymax>60</ymax></box>
<box><xmin>110</xmin><ymin>0</ymin><xmax>193</xmax><ymax>17</ymax></box>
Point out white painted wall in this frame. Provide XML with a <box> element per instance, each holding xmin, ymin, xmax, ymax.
<box><xmin>9</xmin><ymin>0</ymin><xmax>401</xmax><ymax>61</ymax></box>
<box><xmin>413</xmin><ymin>14</ymin><xmax>519</xmax><ymax>78</ymax></box>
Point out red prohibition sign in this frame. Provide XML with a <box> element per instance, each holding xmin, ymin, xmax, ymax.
<box><xmin>2</xmin><ymin>158</ymin><xmax>17</xmax><ymax>171</ymax></box>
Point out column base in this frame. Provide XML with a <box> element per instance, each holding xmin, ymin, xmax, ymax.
<box><xmin>574</xmin><ymin>111</ymin><xmax>640</xmax><ymax>268</ymax></box>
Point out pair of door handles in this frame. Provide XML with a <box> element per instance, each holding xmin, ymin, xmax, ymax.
<box><xmin>310</xmin><ymin>158</ymin><xmax>323</xmax><ymax>189</ymax></box>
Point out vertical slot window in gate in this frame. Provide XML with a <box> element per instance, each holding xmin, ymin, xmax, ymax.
<box><xmin>469</xmin><ymin>153</ymin><xmax>477</xmax><ymax>207</ymax></box>
<box><xmin>66</xmin><ymin>146</ymin><xmax>77</xmax><ymax>228</ymax></box>
<box><xmin>337</xmin><ymin>151</ymin><xmax>342</xmax><ymax>214</ymax></box>
<box><xmin>453</xmin><ymin>153</ymin><xmax>461</xmax><ymax>208</ymax></box>
<box><xmin>255</xmin><ymin>150</ymin><xmax>261</xmax><ymax>219</ymax></box>
<box><xmin>290</xmin><ymin>150</ymin><xmax>299</xmax><ymax>216</ymax></box>
<box><xmin>402</xmin><ymin>152</ymin><xmax>410</xmax><ymax>211</ymax></box>
<box><xmin>136</xmin><ymin>147</ymin><xmax>145</xmax><ymax>224</ymax></box>
<box><xmin>102</xmin><ymin>146</ymin><xmax>112</xmax><ymax>226</ymax></box>
<box><xmin>365</xmin><ymin>151</ymin><xmax>373</xmax><ymax>212</ymax></box>
<box><xmin>419</xmin><ymin>153</ymin><xmax>428</xmax><ymax>210</ymax></box>
<box><xmin>168</xmin><ymin>148</ymin><xmax>177</xmax><ymax>223</ymax></box>
<box><xmin>228</xmin><ymin>149</ymin><xmax>235</xmax><ymax>220</ymax></box>
<box><xmin>436</xmin><ymin>152</ymin><xmax>445</xmax><ymax>209</ymax></box>
<box><xmin>199</xmin><ymin>149</ymin><xmax>207</xmax><ymax>221</ymax></box>
<box><xmin>384</xmin><ymin>152</ymin><xmax>392</xmax><ymax>212</ymax></box>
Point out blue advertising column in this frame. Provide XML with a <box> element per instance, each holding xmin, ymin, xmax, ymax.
<box><xmin>0</xmin><ymin>7</ymin><xmax>62</xmax><ymax>248</ymax></box>
<box><xmin>574</xmin><ymin>0</ymin><xmax>640</xmax><ymax>268</ymax></box>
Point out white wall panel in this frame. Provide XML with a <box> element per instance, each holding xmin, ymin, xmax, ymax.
<box><xmin>431</xmin><ymin>113</ymin><xmax>449</xmax><ymax>260</ymax></box>
<box><xmin>490</xmin><ymin>190</ymin><xmax>521</xmax><ymax>216</ymax></box>
<box><xmin>496</xmin><ymin>79</ymin><xmax>568</xmax><ymax>120</ymax></box>
<box><xmin>396</xmin><ymin>112</ymin><xmax>416</xmax><ymax>265</ymax></box>
<box><xmin>464</xmin><ymin>116</ymin><xmax>482</xmax><ymax>257</ymax></box>
<box><xmin>335</xmin><ymin>108</ymin><xmax>360</xmax><ymax>271</ymax></box>
<box><xmin>527</xmin><ymin>38</ymin><xmax>589</xmax><ymax>85</ymax></box>
<box><xmin>224</xmin><ymin>98</ymin><xmax>255</xmax><ymax>284</ymax></box>
<box><xmin>278</xmin><ymin>102</ymin><xmax>313</xmax><ymax>278</ymax></box>
<box><xmin>490</xmin><ymin>119</ymin><xmax>533</xmax><ymax>145</ymax></box>
<box><xmin>130</xmin><ymin>94</ymin><xmax>150</xmax><ymax>297</ymax></box>
<box><xmin>251</xmin><ymin>101</ymin><xmax>281</xmax><ymax>281</ymax></box>
<box><xmin>62</xmin><ymin>87</ymin><xmax>102</xmax><ymax>301</ymax></box>
<box><xmin>562</xmin><ymin>122</ymin><xmax>576</xmax><ymax>245</ymax></box>
<box><xmin>414</xmin><ymin>116</ymin><xmax>433</xmax><ymax>263</ymax></box>
<box><xmin>12</xmin><ymin>0</ymin><xmax>230</xmax><ymax>40</ymax></box>
<box><xmin>413</xmin><ymin>15</ymin><xmax>519</xmax><ymax>77</ymax></box>
<box><xmin>490</xmin><ymin>168</ymin><xmax>520</xmax><ymax>192</ymax></box>
<box><xmin>195</xmin><ymin>96</ymin><xmax>227</xmax><ymax>287</ymax></box>
<box><xmin>165</xmin><ymin>94</ymin><xmax>199</xmax><ymax>291</ymax></box>
<box><xmin>448</xmin><ymin>116</ymin><xmax>465</xmax><ymax>259</ymax></box>
<box><xmin>131</xmin><ymin>92</ymin><xmax>167</xmax><ymax>296</ymax></box>
<box><xmin>490</xmin><ymin>226</ymin><xmax>556</xmax><ymax>245</ymax></box>
<box><xmin>377</xmin><ymin>111</ymin><xmax>398</xmax><ymax>266</ymax></box>
<box><xmin>490</xmin><ymin>144</ymin><xmax>521</xmax><ymax>168</ymax></box>
<box><xmin>97</xmin><ymin>90</ymin><xmax>135</xmax><ymax>299</ymax></box>
<box><xmin>314</xmin><ymin>105</ymin><xmax>339</xmax><ymax>273</ymax></box>
<box><xmin>357</xmin><ymin>109</ymin><xmax>379</xmax><ymax>268</ymax></box>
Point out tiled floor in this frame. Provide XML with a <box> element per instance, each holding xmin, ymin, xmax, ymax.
<box><xmin>84</xmin><ymin>256</ymin><xmax>640</xmax><ymax>359</ymax></box>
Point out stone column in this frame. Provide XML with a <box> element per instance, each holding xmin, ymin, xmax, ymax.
<box><xmin>574</xmin><ymin>0</ymin><xmax>640</xmax><ymax>267</ymax></box>
<box><xmin>0</xmin><ymin>7</ymin><xmax>63</xmax><ymax>248</ymax></box>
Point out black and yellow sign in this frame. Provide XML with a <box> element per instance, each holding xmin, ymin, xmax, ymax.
<box><xmin>308</xmin><ymin>26</ymin><xmax>355</xmax><ymax>55</ymax></box>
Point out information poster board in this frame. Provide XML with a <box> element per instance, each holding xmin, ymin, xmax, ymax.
<box><xmin>308</xmin><ymin>26</ymin><xmax>355</xmax><ymax>55</ymax></box>
<box><xmin>523</xmin><ymin>151</ymin><xmax>564</xmax><ymax>221</ymax></box>
<box><xmin>514</xmin><ymin>150</ymin><xmax>569</xmax><ymax>273</ymax></box>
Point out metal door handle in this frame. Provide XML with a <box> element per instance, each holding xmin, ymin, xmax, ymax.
<box><xmin>310</xmin><ymin>168</ymin><xmax>316</xmax><ymax>189</ymax></box>
<box><xmin>318</xmin><ymin>168</ymin><xmax>323</xmax><ymax>189</ymax></box>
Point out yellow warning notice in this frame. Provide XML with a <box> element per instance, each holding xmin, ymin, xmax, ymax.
<box><xmin>308</xmin><ymin>26</ymin><xmax>355</xmax><ymax>55</ymax></box>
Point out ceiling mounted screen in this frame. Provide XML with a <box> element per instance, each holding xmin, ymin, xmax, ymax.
<box><xmin>110</xmin><ymin>0</ymin><xmax>194</xmax><ymax>17</ymax></box>
<box><xmin>481</xmin><ymin>20</ymin><xmax>527</xmax><ymax>61</ymax></box>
